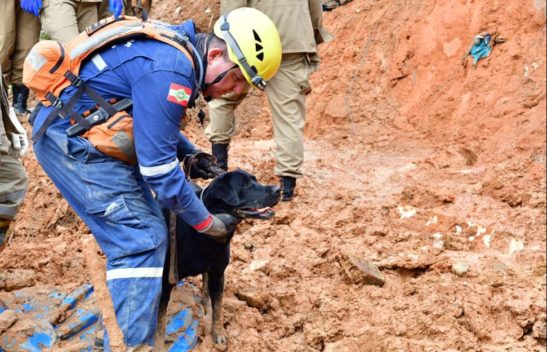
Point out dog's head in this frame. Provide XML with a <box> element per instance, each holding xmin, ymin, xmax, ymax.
<box><xmin>201</xmin><ymin>169</ymin><xmax>280</xmax><ymax>220</ymax></box>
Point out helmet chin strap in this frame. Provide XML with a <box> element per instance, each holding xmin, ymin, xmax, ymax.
<box><xmin>202</xmin><ymin>64</ymin><xmax>239</xmax><ymax>97</ymax></box>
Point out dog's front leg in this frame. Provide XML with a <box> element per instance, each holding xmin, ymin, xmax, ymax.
<box><xmin>207</xmin><ymin>269</ymin><xmax>227</xmax><ymax>350</ymax></box>
<box><xmin>201</xmin><ymin>273</ymin><xmax>211</xmax><ymax>316</ymax></box>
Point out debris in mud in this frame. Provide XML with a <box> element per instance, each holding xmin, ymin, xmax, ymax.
<box><xmin>461</xmin><ymin>31</ymin><xmax>507</xmax><ymax>68</ymax></box>
<box><xmin>235</xmin><ymin>289</ymin><xmax>271</xmax><ymax>312</ymax></box>
<box><xmin>0</xmin><ymin>270</ymin><xmax>35</xmax><ymax>291</ymax></box>
<box><xmin>451</xmin><ymin>262</ymin><xmax>470</xmax><ymax>276</ymax></box>
<box><xmin>0</xmin><ymin>309</ymin><xmax>17</xmax><ymax>333</ymax></box>
<box><xmin>339</xmin><ymin>253</ymin><xmax>385</xmax><ymax>286</ymax></box>
<box><xmin>532</xmin><ymin>314</ymin><xmax>546</xmax><ymax>341</ymax></box>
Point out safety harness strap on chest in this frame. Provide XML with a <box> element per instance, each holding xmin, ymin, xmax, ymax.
<box><xmin>25</xmin><ymin>16</ymin><xmax>202</xmax><ymax>141</ymax></box>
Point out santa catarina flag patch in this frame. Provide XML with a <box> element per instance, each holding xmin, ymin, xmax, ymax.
<box><xmin>167</xmin><ymin>83</ymin><xmax>192</xmax><ymax>107</ymax></box>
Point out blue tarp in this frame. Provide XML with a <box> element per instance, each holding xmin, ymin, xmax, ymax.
<box><xmin>0</xmin><ymin>283</ymin><xmax>199</xmax><ymax>351</ymax></box>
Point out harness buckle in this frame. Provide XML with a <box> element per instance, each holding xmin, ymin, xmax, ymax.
<box><xmin>64</xmin><ymin>71</ymin><xmax>83</xmax><ymax>87</ymax></box>
<box><xmin>46</xmin><ymin>92</ymin><xmax>63</xmax><ymax>109</ymax></box>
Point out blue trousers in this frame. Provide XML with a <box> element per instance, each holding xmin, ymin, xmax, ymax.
<box><xmin>33</xmin><ymin>120</ymin><xmax>167</xmax><ymax>349</ymax></box>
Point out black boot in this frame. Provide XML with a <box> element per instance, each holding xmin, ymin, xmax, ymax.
<box><xmin>211</xmin><ymin>143</ymin><xmax>229</xmax><ymax>171</ymax></box>
<box><xmin>281</xmin><ymin>176</ymin><xmax>296</xmax><ymax>202</ymax></box>
<box><xmin>0</xmin><ymin>220</ymin><xmax>12</xmax><ymax>251</ymax></box>
<box><xmin>12</xmin><ymin>84</ymin><xmax>30</xmax><ymax>115</ymax></box>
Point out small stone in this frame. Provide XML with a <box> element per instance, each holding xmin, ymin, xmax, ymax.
<box><xmin>274</xmin><ymin>215</ymin><xmax>291</xmax><ymax>225</ymax></box>
<box><xmin>366</xmin><ymin>226</ymin><xmax>388</xmax><ymax>237</ymax></box>
<box><xmin>0</xmin><ymin>309</ymin><xmax>18</xmax><ymax>334</ymax></box>
<box><xmin>533</xmin><ymin>264</ymin><xmax>546</xmax><ymax>277</ymax></box>
<box><xmin>235</xmin><ymin>290</ymin><xmax>270</xmax><ymax>311</ymax></box>
<box><xmin>452</xmin><ymin>262</ymin><xmax>469</xmax><ymax>276</ymax></box>
<box><xmin>0</xmin><ymin>269</ymin><xmax>35</xmax><ymax>291</ymax></box>
<box><xmin>248</xmin><ymin>259</ymin><xmax>270</xmax><ymax>274</ymax></box>
<box><xmin>340</xmin><ymin>254</ymin><xmax>385</xmax><ymax>286</ymax></box>
<box><xmin>532</xmin><ymin>316</ymin><xmax>546</xmax><ymax>340</ymax></box>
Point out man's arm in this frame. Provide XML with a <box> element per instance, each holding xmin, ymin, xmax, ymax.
<box><xmin>177</xmin><ymin>133</ymin><xmax>199</xmax><ymax>160</ymax></box>
<box><xmin>131</xmin><ymin>70</ymin><xmax>210</xmax><ymax>227</ymax></box>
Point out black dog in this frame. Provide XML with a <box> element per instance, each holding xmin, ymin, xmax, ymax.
<box><xmin>157</xmin><ymin>169</ymin><xmax>280</xmax><ymax>350</ymax></box>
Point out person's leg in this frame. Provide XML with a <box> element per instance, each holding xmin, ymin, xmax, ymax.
<box><xmin>265</xmin><ymin>53</ymin><xmax>310</xmax><ymax>199</ymax></box>
<box><xmin>124</xmin><ymin>0</ymin><xmax>152</xmax><ymax>16</ymax></box>
<box><xmin>12</xmin><ymin>3</ymin><xmax>41</xmax><ymax>115</ymax></box>
<box><xmin>33</xmin><ymin>122</ymin><xmax>167</xmax><ymax>349</ymax></box>
<box><xmin>75</xmin><ymin>2</ymin><xmax>99</xmax><ymax>33</ymax></box>
<box><xmin>97</xmin><ymin>0</ymin><xmax>111</xmax><ymax>20</ymax></box>
<box><xmin>12</xmin><ymin>3</ymin><xmax>41</xmax><ymax>84</ymax></box>
<box><xmin>0</xmin><ymin>0</ymin><xmax>16</xmax><ymax>81</ymax></box>
<box><xmin>0</xmin><ymin>152</ymin><xmax>28</xmax><ymax>248</ymax></box>
<box><xmin>205</xmin><ymin>92</ymin><xmax>246</xmax><ymax>170</ymax></box>
<box><xmin>40</xmin><ymin>0</ymin><xmax>80</xmax><ymax>42</ymax></box>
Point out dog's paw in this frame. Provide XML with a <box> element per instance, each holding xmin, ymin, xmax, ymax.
<box><xmin>212</xmin><ymin>325</ymin><xmax>228</xmax><ymax>351</ymax></box>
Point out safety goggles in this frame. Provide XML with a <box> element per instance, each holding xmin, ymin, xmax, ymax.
<box><xmin>218</xmin><ymin>15</ymin><xmax>267</xmax><ymax>90</ymax></box>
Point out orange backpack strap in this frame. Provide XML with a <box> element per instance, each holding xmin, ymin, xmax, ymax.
<box><xmin>30</xmin><ymin>16</ymin><xmax>201</xmax><ymax>141</ymax></box>
<box><xmin>25</xmin><ymin>16</ymin><xmax>197</xmax><ymax>106</ymax></box>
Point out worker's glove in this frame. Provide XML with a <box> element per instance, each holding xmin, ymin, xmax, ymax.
<box><xmin>109</xmin><ymin>0</ymin><xmax>123</xmax><ymax>18</ymax></box>
<box><xmin>195</xmin><ymin>214</ymin><xmax>238</xmax><ymax>243</ymax></box>
<box><xmin>7</xmin><ymin>107</ymin><xmax>29</xmax><ymax>158</ymax></box>
<box><xmin>184</xmin><ymin>151</ymin><xmax>225</xmax><ymax>180</ymax></box>
<box><xmin>20</xmin><ymin>0</ymin><xmax>42</xmax><ymax>17</ymax></box>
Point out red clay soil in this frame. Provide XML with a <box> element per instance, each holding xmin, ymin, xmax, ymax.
<box><xmin>1</xmin><ymin>0</ymin><xmax>546</xmax><ymax>351</ymax></box>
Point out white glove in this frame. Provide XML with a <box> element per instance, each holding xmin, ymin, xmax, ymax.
<box><xmin>7</xmin><ymin>107</ymin><xmax>28</xmax><ymax>158</ymax></box>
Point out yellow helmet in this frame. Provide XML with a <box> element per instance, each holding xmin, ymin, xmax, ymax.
<box><xmin>214</xmin><ymin>7</ymin><xmax>282</xmax><ymax>90</ymax></box>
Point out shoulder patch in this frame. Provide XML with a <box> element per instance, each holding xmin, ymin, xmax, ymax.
<box><xmin>167</xmin><ymin>83</ymin><xmax>192</xmax><ymax>107</ymax></box>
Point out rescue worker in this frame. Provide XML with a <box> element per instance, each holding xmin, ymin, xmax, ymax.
<box><xmin>0</xmin><ymin>0</ymin><xmax>41</xmax><ymax>116</ymax></box>
<box><xmin>29</xmin><ymin>8</ymin><xmax>281</xmax><ymax>349</ymax></box>
<box><xmin>21</xmin><ymin>0</ymin><xmax>123</xmax><ymax>43</ymax></box>
<box><xmin>205</xmin><ymin>0</ymin><xmax>333</xmax><ymax>201</ymax></box>
<box><xmin>0</xmin><ymin>68</ymin><xmax>29</xmax><ymax>250</ymax></box>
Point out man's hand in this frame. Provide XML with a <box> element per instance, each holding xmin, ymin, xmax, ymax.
<box><xmin>109</xmin><ymin>0</ymin><xmax>123</xmax><ymax>18</ymax></box>
<box><xmin>195</xmin><ymin>214</ymin><xmax>238</xmax><ymax>243</ymax></box>
<box><xmin>185</xmin><ymin>151</ymin><xmax>225</xmax><ymax>179</ymax></box>
<box><xmin>20</xmin><ymin>0</ymin><xmax>42</xmax><ymax>17</ymax></box>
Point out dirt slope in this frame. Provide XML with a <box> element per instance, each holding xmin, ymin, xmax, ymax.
<box><xmin>1</xmin><ymin>0</ymin><xmax>546</xmax><ymax>351</ymax></box>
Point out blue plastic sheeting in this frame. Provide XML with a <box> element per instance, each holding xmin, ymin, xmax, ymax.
<box><xmin>469</xmin><ymin>33</ymin><xmax>493</xmax><ymax>66</ymax></box>
<box><xmin>0</xmin><ymin>283</ymin><xmax>200</xmax><ymax>351</ymax></box>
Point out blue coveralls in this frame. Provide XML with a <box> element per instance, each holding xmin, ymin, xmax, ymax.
<box><xmin>31</xmin><ymin>21</ymin><xmax>210</xmax><ymax>349</ymax></box>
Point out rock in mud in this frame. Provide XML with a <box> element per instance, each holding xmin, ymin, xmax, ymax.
<box><xmin>0</xmin><ymin>269</ymin><xmax>35</xmax><ymax>291</ymax></box>
<box><xmin>451</xmin><ymin>262</ymin><xmax>469</xmax><ymax>276</ymax></box>
<box><xmin>0</xmin><ymin>309</ymin><xmax>18</xmax><ymax>334</ymax></box>
<box><xmin>339</xmin><ymin>254</ymin><xmax>385</xmax><ymax>286</ymax></box>
<box><xmin>235</xmin><ymin>290</ymin><xmax>270</xmax><ymax>312</ymax></box>
<box><xmin>532</xmin><ymin>315</ymin><xmax>546</xmax><ymax>341</ymax></box>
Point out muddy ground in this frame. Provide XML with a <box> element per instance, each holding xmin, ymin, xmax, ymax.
<box><xmin>1</xmin><ymin>0</ymin><xmax>546</xmax><ymax>351</ymax></box>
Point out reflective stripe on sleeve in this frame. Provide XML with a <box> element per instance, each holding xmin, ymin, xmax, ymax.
<box><xmin>106</xmin><ymin>267</ymin><xmax>163</xmax><ymax>281</ymax></box>
<box><xmin>139</xmin><ymin>159</ymin><xmax>178</xmax><ymax>177</ymax></box>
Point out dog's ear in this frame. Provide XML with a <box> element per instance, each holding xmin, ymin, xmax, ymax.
<box><xmin>206</xmin><ymin>173</ymin><xmax>240</xmax><ymax>206</ymax></box>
